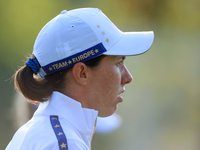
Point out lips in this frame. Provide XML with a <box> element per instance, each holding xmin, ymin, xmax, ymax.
<box><xmin>120</xmin><ymin>88</ymin><xmax>125</xmax><ymax>94</ymax></box>
<box><xmin>121</xmin><ymin>89</ymin><xmax>125</xmax><ymax>94</ymax></box>
<box><xmin>118</xmin><ymin>88</ymin><xmax>125</xmax><ymax>102</ymax></box>
<box><xmin>117</xmin><ymin>95</ymin><xmax>123</xmax><ymax>102</ymax></box>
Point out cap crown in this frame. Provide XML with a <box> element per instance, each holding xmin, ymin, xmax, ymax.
<box><xmin>33</xmin><ymin>8</ymin><xmax>122</xmax><ymax>68</ymax></box>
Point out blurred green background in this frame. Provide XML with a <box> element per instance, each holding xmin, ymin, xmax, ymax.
<box><xmin>1</xmin><ymin>0</ymin><xmax>200</xmax><ymax>149</ymax></box>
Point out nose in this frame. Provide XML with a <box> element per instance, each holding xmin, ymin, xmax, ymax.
<box><xmin>121</xmin><ymin>65</ymin><xmax>133</xmax><ymax>85</ymax></box>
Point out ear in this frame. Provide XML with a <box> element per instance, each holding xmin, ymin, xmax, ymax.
<box><xmin>72</xmin><ymin>62</ymin><xmax>89</xmax><ymax>85</ymax></box>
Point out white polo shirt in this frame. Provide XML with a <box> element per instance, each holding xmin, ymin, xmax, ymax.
<box><xmin>6</xmin><ymin>91</ymin><xmax>98</xmax><ymax>150</ymax></box>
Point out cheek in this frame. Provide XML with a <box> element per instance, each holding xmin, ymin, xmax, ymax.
<box><xmin>102</xmin><ymin>70</ymin><xmax>121</xmax><ymax>94</ymax></box>
<box><xmin>91</xmin><ymin>66</ymin><xmax>122</xmax><ymax>99</ymax></box>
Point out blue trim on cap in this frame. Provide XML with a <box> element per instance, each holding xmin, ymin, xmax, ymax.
<box><xmin>50</xmin><ymin>115</ymin><xmax>68</xmax><ymax>150</ymax></box>
<box><xmin>42</xmin><ymin>43</ymin><xmax>107</xmax><ymax>75</ymax></box>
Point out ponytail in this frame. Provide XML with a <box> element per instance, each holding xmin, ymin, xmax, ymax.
<box><xmin>14</xmin><ymin>65</ymin><xmax>53</xmax><ymax>102</ymax></box>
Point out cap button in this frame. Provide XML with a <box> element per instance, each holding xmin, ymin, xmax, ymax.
<box><xmin>61</xmin><ymin>10</ymin><xmax>67</xmax><ymax>14</ymax></box>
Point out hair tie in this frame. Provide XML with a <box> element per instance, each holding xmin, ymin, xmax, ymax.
<box><xmin>25</xmin><ymin>58</ymin><xmax>40</xmax><ymax>75</ymax></box>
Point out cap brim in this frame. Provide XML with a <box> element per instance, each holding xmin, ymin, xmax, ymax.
<box><xmin>104</xmin><ymin>31</ymin><xmax>154</xmax><ymax>56</ymax></box>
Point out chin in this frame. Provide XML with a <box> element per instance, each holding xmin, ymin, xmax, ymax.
<box><xmin>98</xmin><ymin>106</ymin><xmax>118</xmax><ymax>117</ymax></box>
<box><xmin>98</xmin><ymin>113</ymin><xmax>113</xmax><ymax>117</ymax></box>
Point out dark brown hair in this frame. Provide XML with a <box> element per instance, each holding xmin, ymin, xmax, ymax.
<box><xmin>14</xmin><ymin>55</ymin><xmax>106</xmax><ymax>103</ymax></box>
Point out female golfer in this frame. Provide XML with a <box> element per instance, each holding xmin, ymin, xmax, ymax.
<box><xmin>6</xmin><ymin>8</ymin><xmax>154</xmax><ymax>150</ymax></box>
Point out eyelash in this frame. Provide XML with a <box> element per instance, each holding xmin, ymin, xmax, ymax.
<box><xmin>117</xmin><ymin>61</ymin><xmax>123</xmax><ymax>67</ymax></box>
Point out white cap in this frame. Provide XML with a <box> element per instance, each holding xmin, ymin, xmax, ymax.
<box><xmin>33</xmin><ymin>8</ymin><xmax>154</xmax><ymax>77</ymax></box>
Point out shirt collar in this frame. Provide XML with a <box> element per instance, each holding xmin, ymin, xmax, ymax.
<box><xmin>34</xmin><ymin>91</ymin><xmax>98</xmax><ymax>135</ymax></box>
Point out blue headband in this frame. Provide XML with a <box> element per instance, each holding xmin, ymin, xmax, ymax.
<box><xmin>25</xmin><ymin>58</ymin><xmax>40</xmax><ymax>75</ymax></box>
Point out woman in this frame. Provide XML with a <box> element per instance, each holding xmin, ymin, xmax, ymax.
<box><xmin>6</xmin><ymin>8</ymin><xmax>154</xmax><ymax>150</ymax></box>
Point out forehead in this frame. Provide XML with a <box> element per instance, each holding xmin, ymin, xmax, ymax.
<box><xmin>96</xmin><ymin>56</ymin><xmax>125</xmax><ymax>69</ymax></box>
<box><xmin>103</xmin><ymin>55</ymin><xmax>125</xmax><ymax>61</ymax></box>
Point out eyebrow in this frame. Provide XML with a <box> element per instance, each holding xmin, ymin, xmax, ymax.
<box><xmin>118</xmin><ymin>56</ymin><xmax>126</xmax><ymax>60</ymax></box>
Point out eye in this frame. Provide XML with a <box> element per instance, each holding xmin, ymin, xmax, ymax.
<box><xmin>116</xmin><ymin>56</ymin><xmax>125</xmax><ymax>67</ymax></box>
<box><xmin>116</xmin><ymin>60</ymin><xmax>123</xmax><ymax>67</ymax></box>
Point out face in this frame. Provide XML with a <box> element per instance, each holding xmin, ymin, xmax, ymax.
<box><xmin>87</xmin><ymin>56</ymin><xmax>133</xmax><ymax>117</ymax></box>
